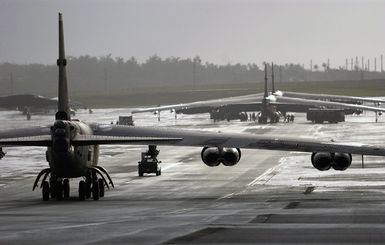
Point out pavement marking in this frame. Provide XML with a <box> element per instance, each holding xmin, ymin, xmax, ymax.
<box><xmin>217</xmin><ymin>192</ymin><xmax>236</xmax><ymax>200</ymax></box>
<box><xmin>247</xmin><ymin>166</ymin><xmax>279</xmax><ymax>187</ymax></box>
<box><xmin>162</xmin><ymin>162</ymin><xmax>184</xmax><ymax>171</ymax></box>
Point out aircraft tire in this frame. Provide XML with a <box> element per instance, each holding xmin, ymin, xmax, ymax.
<box><xmin>49</xmin><ymin>179</ymin><xmax>56</xmax><ymax>199</ymax></box>
<box><xmin>92</xmin><ymin>181</ymin><xmax>100</xmax><ymax>201</ymax></box>
<box><xmin>42</xmin><ymin>181</ymin><xmax>50</xmax><ymax>201</ymax></box>
<box><xmin>63</xmin><ymin>179</ymin><xmax>70</xmax><ymax>199</ymax></box>
<box><xmin>98</xmin><ymin>179</ymin><xmax>104</xmax><ymax>197</ymax></box>
<box><xmin>85</xmin><ymin>178</ymin><xmax>91</xmax><ymax>198</ymax></box>
<box><xmin>79</xmin><ymin>180</ymin><xmax>86</xmax><ymax>201</ymax></box>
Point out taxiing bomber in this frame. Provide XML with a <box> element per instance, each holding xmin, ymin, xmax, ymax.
<box><xmin>1</xmin><ymin>14</ymin><xmax>385</xmax><ymax>202</ymax></box>
<box><xmin>132</xmin><ymin>64</ymin><xmax>385</xmax><ymax>123</ymax></box>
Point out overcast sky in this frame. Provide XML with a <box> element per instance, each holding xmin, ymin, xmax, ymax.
<box><xmin>0</xmin><ymin>0</ymin><xmax>384</xmax><ymax>68</ymax></box>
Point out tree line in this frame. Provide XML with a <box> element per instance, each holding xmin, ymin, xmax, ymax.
<box><xmin>0</xmin><ymin>55</ymin><xmax>384</xmax><ymax>96</ymax></box>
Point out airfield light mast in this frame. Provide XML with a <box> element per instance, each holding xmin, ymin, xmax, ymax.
<box><xmin>104</xmin><ymin>67</ymin><xmax>108</xmax><ymax>94</ymax></box>
<box><xmin>271</xmin><ymin>62</ymin><xmax>275</xmax><ymax>93</ymax></box>
<box><xmin>310</xmin><ymin>59</ymin><xmax>313</xmax><ymax>72</ymax></box>
<box><xmin>264</xmin><ymin>63</ymin><xmax>268</xmax><ymax>98</ymax></box>
<box><xmin>10</xmin><ymin>72</ymin><xmax>14</xmax><ymax>95</ymax></box>
<box><xmin>345</xmin><ymin>58</ymin><xmax>348</xmax><ymax>70</ymax></box>
<box><xmin>361</xmin><ymin>56</ymin><xmax>364</xmax><ymax>70</ymax></box>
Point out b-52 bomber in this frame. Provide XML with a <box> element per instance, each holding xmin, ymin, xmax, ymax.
<box><xmin>1</xmin><ymin>13</ymin><xmax>385</xmax><ymax>202</ymax></box>
<box><xmin>132</xmin><ymin>64</ymin><xmax>385</xmax><ymax>124</ymax></box>
<box><xmin>0</xmin><ymin>93</ymin><xmax>85</xmax><ymax>120</ymax></box>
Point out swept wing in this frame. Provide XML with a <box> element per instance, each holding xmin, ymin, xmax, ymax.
<box><xmin>1</xmin><ymin>124</ymin><xmax>384</xmax><ymax>156</ymax></box>
<box><xmin>275</xmin><ymin>91</ymin><xmax>385</xmax><ymax>104</ymax></box>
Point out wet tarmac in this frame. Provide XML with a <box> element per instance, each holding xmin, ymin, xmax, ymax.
<box><xmin>0</xmin><ymin>109</ymin><xmax>385</xmax><ymax>244</ymax></box>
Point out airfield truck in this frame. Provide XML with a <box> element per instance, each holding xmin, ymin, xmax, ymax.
<box><xmin>306</xmin><ymin>108</ymin><xmax>345</xmax><ymax>124</ymax></box>
<box><xmin>138</xmin><ymin>145</ymin><xmax>161</xmax><ymax>176</ymax></box>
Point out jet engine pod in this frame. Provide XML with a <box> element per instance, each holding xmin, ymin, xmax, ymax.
<box><xmin>332</xmin><ymin>153</ymin><xmax>352</xmax><ymax>171</ymax></box>
<box><xmin>221</xmin><ymin>148</ymin><xmax>241</xmax><ymax>166</ymax></box>
<box><xmin>201</xmin><ymin>147</ymin><xmax>221</xmax><ymax>167</ymax></box>
<box><xmin>311</xmin><ymin>152</ymin><xmax>332</xmax><ymax>171</ymax></box>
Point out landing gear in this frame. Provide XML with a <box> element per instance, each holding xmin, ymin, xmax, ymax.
<box><xmin>92</xmin><ymin>181</ymin><xmax>100</xmax><ymax>200</ymax></box>
<box><xmin>33</xmin><ymin>166</ymin><xmax>114</xmax><ymax>201</ymax></box>
<box><xmin>0</xmin><ymin>147</ymin><xmax>5</xmax><ymax>160</ymax></box>
<box><xmin>138</xmin><ymin>145</ymin><xmax>162</xmax><ymax>177</ymax></box>
<box><xmin>63</xmin><ymin>179</ymin><xmax>70</xmax><ymax>199</ymax></box>
<box><xmin>42</xmin><ymin>181</ymin><xmax>50</xmax><ymax>201</ymax></box>
<box><xmin>98</xmin><ymin>179</ymin><xmax>105</xmax><ymax>197</ymax></box>
<box><xmin>79</xmin><ymin>180</ymin><xmax>86</xmax><ymax>201</ymax></box>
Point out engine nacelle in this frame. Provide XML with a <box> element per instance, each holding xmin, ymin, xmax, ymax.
<box><xmin>201</xmin><ymin>147</ymin><xmax>221</xmax><ymax>167</ymax></box>
<box><xmin>311</xmin><ymin>152</ymin><xmax>352</xmax><ymax>171</ymax></box>
<box><xmin>221</xmin><ymin>148</ymin><xmax>241</xmax><ymax>166</ymax></box>
<box><xmin>201</xmin><ymin>147</ymin><xmax>241</xmax><ymax>167</ymax></box>
<box><xmin>332</xmin><ymin>153</ymin><xmax>352</xmax><ymax>171</ymax></box>
<box><xmin>311</xmin><ymin>152</ymin><xmax>332</xmax><ymax>171</ymax></box>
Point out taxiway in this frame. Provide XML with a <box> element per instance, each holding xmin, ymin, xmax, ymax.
<box><xmin>0</xmin><ymin>110</ymin><xmax>385</xmax><ymax>244</ymax></box>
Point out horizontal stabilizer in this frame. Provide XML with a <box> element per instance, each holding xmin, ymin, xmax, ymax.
<box><xmin>72</xmin><ymin>135</ymin><xmax>183</xmax><ymax>146</ymax></box>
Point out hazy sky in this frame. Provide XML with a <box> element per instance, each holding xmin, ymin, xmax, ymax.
<box><xmin>0</xmin><ymin>0</ymin><xmax>384</xmax><ymax>68</ymax></box>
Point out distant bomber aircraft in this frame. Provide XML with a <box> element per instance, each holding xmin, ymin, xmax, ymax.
<box><xmin>1</xmin><ymin>13</ymin><xmax>385</xmax><ymax>202</ymax></box>
<box><xmin>132</xmin><ymin>64</ymin><xmax>385</xmax><ymax>123</ymax></box>
<box><xmin>0</xmin><ymin>93</ymin><xmax>84</xmax><ymax>119</ymax></box>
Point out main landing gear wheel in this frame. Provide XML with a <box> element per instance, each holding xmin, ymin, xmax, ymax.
<box><xmin>63</xmin><ymin>179</ymin><xmax>70</xmax><ymax>199</ymax></box>
<box><xmin>55</xmin><ymin>180</ymin><xmax>63</xmax><ymax>201</ymax></box>
<box><xmin>92</xmin><ymin>181</ymin><xmax>100</xmax><ymax>200</ymax></box>
<box><xmin>85</xmin><ymin>178</ymin><xmax>92</xmax><ymax>198</ymax></box>
<box><xmin>42</xmin><ymin>181</ymin><xmax>50</xmax><ymax>201</ymax></box>
<box><xmin>98</xmin><ymin>179</ymin><xmax>105</xmax><ymax>197</ymax></box>
<box><xmin>79</xmin><ymin>180</ymin><xmax>86</xmax><ymax>201</ymax></box>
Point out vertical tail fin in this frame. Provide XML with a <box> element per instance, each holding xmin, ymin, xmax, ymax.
<box><xmin>271</xmin><ymin>62</ymin><xmax>275</xmax><ymax>94</ymax></box>
<box><xmin>56</xmin><ymin>13</ymin><xmax>70</xmax><ymax>121</ymax></box>
<box><xmin>264</xmin><ymin>63</ymin><xmax>268</xmax><ymax>98</ymax></box>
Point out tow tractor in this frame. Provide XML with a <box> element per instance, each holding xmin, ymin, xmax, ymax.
<box><xmin>138</xmin><ymin>145</ymin><xmax>161</xmax><ymax>177</ymax></box>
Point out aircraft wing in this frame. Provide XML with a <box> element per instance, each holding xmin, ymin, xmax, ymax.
<box><xmin>273</xmin><ymin>96</ymin><xmax>385</xmax><ymax>113</ymax></box>
<box><xmin>277</xmin><ymin>91</ymin><xmax>385</xmax><ymax>104</ymax></box>
<box><xmin>0</xmin><ymin>135</ymin><xmax>52</xmax><ymax>147</ymax></box>
<box><xmin>0</xmin><ymin>126</ymin><xmax>183</xmax><ymax>147</ymax></box>
<box><xmin>90</xmin><ymin>124</ymin><xmax>385</xmax><ymax>156</ymax></box>
<box><xmin>0</xmin><ymin>123</ymin><xmax>384</xmax><ymax>157</ymax></box>
<box><xmin>132</xmin><ymin>94</ymin><xmax>264</xmax><ymax>114</ymax></box>
<box><xmin>0</xmin><ymin>126</ymin><xmax>51</xmax><ymax>139</ymax></box>
<box><xmin>71</xmin><ymin>135</ymin><xmax>182</xmax><ymax>146</ymax></box>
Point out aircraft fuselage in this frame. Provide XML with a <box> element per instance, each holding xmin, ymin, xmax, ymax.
<box><xmin>46</xmin><ymin>120</ymin><xmax>98</xmax><ymax>178</ymax></box>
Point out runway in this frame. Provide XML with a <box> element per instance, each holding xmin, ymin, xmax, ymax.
<box><xmin>1</xmin><ymin>109</ymin><xmax>385</xmax><ymax>244</ymax></box>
